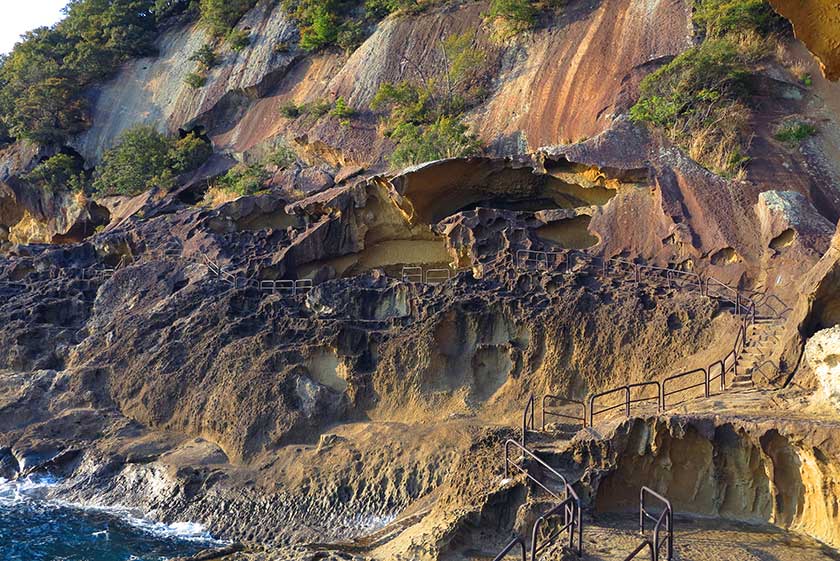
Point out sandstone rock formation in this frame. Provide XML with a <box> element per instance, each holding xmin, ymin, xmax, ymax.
<box><xmin>768</xmin><ymin>0</ymin><xmax>840</xmax><ymax>81</ymax></box>
<box><xmin>805</xmin><ymin>325</ymin><xmax>840</xmax><ymax>408</ymax></box>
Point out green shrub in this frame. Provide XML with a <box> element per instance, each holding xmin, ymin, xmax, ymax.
<box><xmin>389</xmin><ymin>116</ymin><xmax>482</xmax><ymax>168</ymax></box>
<box><xmin>215</xmin><ymin>163</ymin><xmax>270</xmax><ymax>195</ymax></box>
<box><xmin>302</xmin><ymin>99</ymin><xmax>333</xmax><ymax>117</ymax></box>
<box><xmin>486</xmin><ymin>0</ymin><xmax>536</xmax><ymax>38</ymax></box>
<box><xmin>693</xmin><ymin>0</ymin><xmax>786</xmax><ymax>38</ymax></box>
<box><xmin>93</xmin><ymin>126</ymin><xmax>212</xmax><ymax>196</ymax></box>
<box><xmin>800</xmin><ymin>73</ymin><xmax>813</xmax><ymax>87</ymax></box>
<box><xmin>170</xmin><ymin>132</ymin><xmax>214</xmax><ymax>172</ymax></box>
<box><xmin>371</xmin><ymin>81</ymin><xmax>435</xmax><ymax>128</ymax></box>
<box><xmin>24</xmin><ymin>153</ymin><xmax>88</xmax><ymax>193</ymax></box>
<box><xmin>184</xmin><ymin>72</ymin><xmax>207</xmax><ymax>88</ymax></box>
<box><xmin>279</xmin><ymin>101</ymin><xmax>301</xmax><ymax>118</ymax></box>
<box><xmin>226</xmin><ymin>29</ymin><xmax>251</xmax><ymax>51</ymax></box>
<box><xmin>774</xmin><ymin>120</ymin><xmax>817</xmax><ymax>143</ymax></box>
<box><xmin>364</xmin><ymin>0</ymin><xmax>420</xmax><ymax>17</ymax></box>
<box><xmin>330</xmin><ymin>97</ymin><xmax>355</xmax><ymax>119</ymax></box>
<box><xmin>199</xmin><ymin>0</ymin><xmax>258</xmax><ymax>37</ymax></box>
<box><xmin>299</xmin><ymin>5</ymin><xmax>341</xmax><ymax>51</ymax></box>
<box><xmin>337</xmin><ymin>20</ymin><xmax>367</xmax><ymax>52</ymax></box>
<box><xmin>629</xmin><ymin>37</ymin><xmax>758</xmax><ymax>176</ymax></box>
<box><xmin>93</xmin><ymin>126</ymin><xmax>174</xmax><ymax>196</ymax></box>
<box><xmin>267</xmin><ymin>143</ymin><xmax>297</xmax><ymax>168</ymax></box>
<box><xmin>189</xmin><ymin>44</ymin><xmax>218</xmax><ymax>69</ymax></box>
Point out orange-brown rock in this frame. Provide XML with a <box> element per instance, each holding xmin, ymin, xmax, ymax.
<box><xmin>769</xmin><ymin>0</ymin><xmax>840</xmax><ymax>81</ymax></box>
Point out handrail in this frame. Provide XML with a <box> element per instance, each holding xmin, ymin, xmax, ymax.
<box><xmin>502</xmin><ymin>438</ymin><xmax>583</xmax><ymax>558</ymax></box>
<box><xmin>401</xmin><ymin>266</ymin><xmax>423</xmax><ymax>283</ymax></box>
<box><xmin>425</xmin><ymin>268</ymin><xmax>451</xmax><ymax>284</ymax></box>
<box><xmin>531</xmin><ymin>496</ymin><xmax>582</xmax><ymax>558</ymax></box>
<box><xmin>662</xmin><ymin>368</ymin><xmax>708</xmax><ymax>410</ymax></box>
<box><xmin>589</xmin><ymin>382</ymin><xmax>661</xmax><ymax>427</ymax></box>
<box><xmin>640</xmin><ymin>487</ymin><xmax>673</xmax><ymax>561</ymax></box>
<box><xmin>542</xmin><ymin>395</ymin><xmax>586</xmax><ymax>430</ymax></box>
<box><xmin>522</xmin><ymin>394</ymin><xmax>535</xmax><ymax>448</ymax></box>
<box><xmin>623</xmin><ymin>540</ymin><xmax>654</xmax><ymax>561</ymax></box>
<box><xmin>493</xmin><ymin>535</ymin><xmax>526</xmax><ymax>561</ymax></box>
<box><xmin>503</xmin><ymin>439</ymin><xmax>574</xmax><ymax>502</ymax></box>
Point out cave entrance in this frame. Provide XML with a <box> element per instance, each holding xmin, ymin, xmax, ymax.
<box><xmin>536</xmin><ymin>215</ymin><xmax>598</xmax><ymax>249</ymax></box>
<box><xmin>298</xmin><ymin>238</ymin><xmax>452</xmax><ymax>279</ymax></box>
<box><xmin>395</xmin><ymin>160</ymin><xmax>617</xmax><ymax>225</ymax></box>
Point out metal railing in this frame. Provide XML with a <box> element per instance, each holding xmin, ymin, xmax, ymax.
<box><xmin>661</xmin><ymin>368</ymin><xmax>708</xmax><ymax>409</ymax></box>
<box><xmin>542</xmin><ymin>395</ymin><xmax>587</xmax><ymax>430</ymax></box>
<box><xmin>493</xmin><ymin>535</ymin><xmax>527</xmax><ymax>561</ymax></box>
<box><xmin>401</xmin><ymin>266</ymin><xmax>423</xmax><ymax>283</ymax></box>
<box><xmin>522</xmin><ymin>394</ymin><xmax>536</xmax><ymax>448</ymax></box>
<box><xmin>502</xmin><ymin>439</ymin><xmax>582</xmax><ymax>557</ymax></box>
<box><xmin>400</xmin><ymin>266</ymin><xmax>457</xmax><ymax>285</ymax></box>
<box><xmin>531</xmin><ymin>496</ymin><xmax>582</xmax><ymax>559</ymax></box>
<box><xmin>503</xmin><ymin>440</ymin><xmax>573</xmax><ymax>502</ymax></box>
<box><xmin>640</xmin><ymin>487</ymin><xmax>673</xmax><ymax>561</ymax></box>
<box><xmin>588</xmin><ymin>382</ymin><xmax>662</xmax><ymax>427</ymax></box>
<box><xmin>425</xmin><ymin>268</ymin><xmax>452</xmax><ymax>284</ymax></box>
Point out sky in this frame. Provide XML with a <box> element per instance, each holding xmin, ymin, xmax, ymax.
<box><xmin>1</xmin><ymin>0</ymin><xmax>68</xmax><ymax>54</ymax></box>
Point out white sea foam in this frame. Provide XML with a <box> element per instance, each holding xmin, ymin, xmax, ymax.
<box><xmin>1</xmin><ymin>474</ymin><xmax>224</xmax><ymax>545</ymax></box>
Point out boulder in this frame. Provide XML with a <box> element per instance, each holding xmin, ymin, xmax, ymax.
<box><xmin>805</xmin><ymin>325</ymin><xmax>840</xmax><ymax>408</ymax></box>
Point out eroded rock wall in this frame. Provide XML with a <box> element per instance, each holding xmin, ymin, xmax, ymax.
<box><xmin>589</xmin><ymin>416</ymin><xmax>840</xmax><ymax>548</ymax></box>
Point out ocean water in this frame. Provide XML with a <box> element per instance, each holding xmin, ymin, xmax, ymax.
<box><xmin>0</xmin><ymin>476</ymin><xmax>223</xmax><ymax>561</ymax></box>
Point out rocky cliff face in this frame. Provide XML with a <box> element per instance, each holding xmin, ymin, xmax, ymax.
<box><xmin>1</xmin><ymin>1</ymin><xmax>840</xmax><ymax>559</ymax></box>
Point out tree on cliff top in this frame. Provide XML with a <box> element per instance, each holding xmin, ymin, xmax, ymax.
<box><xmin>0</xmin><ymin>0</ymin><xmax>160</xmax><ymax>145</ymax></box>
<box><xmin>199</xmin><ymin>0</ymin><xmax>258</xmax><ymax>37</ymax></box>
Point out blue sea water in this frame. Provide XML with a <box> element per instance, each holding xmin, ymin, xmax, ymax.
<box><xmin>0</xmin><ymin>476</ymin><xmax>223</xmax><ymax>561</ymax></box>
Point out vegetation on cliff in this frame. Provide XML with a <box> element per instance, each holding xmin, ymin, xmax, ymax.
<box><xmin>92</xmin><ymin>126</ymin><xmax>212</xmax><ymax>196</ymax></box>
<box><xmin>370</xmin><ymin>32</ymin><xmax>487</xmax><ymax>167</ymax></box>
<box><xmin>0</xmin><ymin>0</ymin><xmax>258</xmax><ymax>147</ymax></box>
<box><xmin>0</xmin><ymin>0</ymin><xmax>161</xmax><ymax>146</ymax></box>
<box><xmin>630</xmin><ymin>0</ymin><xmax>788</xmax><ymax>177</ymax></box>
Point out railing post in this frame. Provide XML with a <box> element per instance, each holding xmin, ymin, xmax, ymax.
<box><xmin>625</xmin><ymin>387</ymin><xmax>631</xmax><ymax>418</ymax></box>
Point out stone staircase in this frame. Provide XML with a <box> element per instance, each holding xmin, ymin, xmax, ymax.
<box><xmin>730</xmin><ymin>318</ymin><xmax>785</xmax><ymax>390</ymax></box>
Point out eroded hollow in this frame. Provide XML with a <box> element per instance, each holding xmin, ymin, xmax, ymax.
<box><xmin>770</xmin><ymin>228</ymin><xmax>796</xmax><ymax>252</ymax></box>
<box><xmin>299</xmin><ymin>239</ymin><xmax>451</xmax><ymax>279</ymax></box>
<box><xmin>393</xmin><ymin>159</ymin><xmax>617</xmax><ymax>225</ymax></box>
<box><xmin>536</xmin><ymin>215</ymin><xmax>598</xmax><ymax>249</ymax></box>
<box><xmin>593</xmin><ymin>420</ymin><xmax>840</xmax><ymax>548</ymax></box>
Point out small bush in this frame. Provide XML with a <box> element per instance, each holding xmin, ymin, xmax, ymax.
<box><xmin>93</xmin><ymin>126</ymin><xmax>174</xmax><ymax>196</ymax></box>
<box><xmin>214</xmin><ymin>163</ymin><xmax>270</xmax><ymax>196</ymax></box>
<box><xmin>364</xmin><ymin>0</ymin><xmax>420</xmax><ymax>17</ymax></box>
<box><xmin>189</xmin><ymin>44</ymin><xmax>218</xmax><ymax>70</ymax></box>
<box><xmin>389</xmin><ymin>116</ymin><xmax>482</xmax><ymax>168</ymax></box>
<box><xmin>200</xmin><ymin>0</ymin><xmax>258</xmax><ymax>37</ymax></box>
<box><xmin>302</xmin><ymin>99</ymin><xmax>333</xmax><ymax>117</ymax></box>
<box><xmin>693</xmin><ymin>0</ymin><xmax>786</xmax><ymax>38</ymax></box>
<box><xmin>24</xmin><ymin>153</ymin><xmax>87</xmax><ymax>193</ymax></box>
<box><xmin>330</xmin><ymin>97</ymin><xmax>355</xmax><ymax>119</ymax></box>
<box><xmin>337</xmin><ymin>20</ymin><xmax>366</xmax><ymax>52</ymax></box>
<box><xmin>184</xmin><ymin>72</ymin><xmax>207</xmax><ymax>89</ymax></box>
<box><xmin>486</xmin><ymin>0</ymin><xmax>536</xmax><ymax>39</ymax></box>
<box><xmin>280</xmin><ymin>101</ymin><xmax>301</xmax><ymax>118</ymax></box>
<box><xmin>170</xmin><ymin>132</ymin><xmax>214</xmax><ymax>173</ymax></box>
<box><xmin>774</xmin><ymin>120</ymin><xmax>817</xmax><ymax>144</ymax></box>
<box><xmin>226</xmin><ymin>29</ymin><xmax>251</xmax><ymax>51</ymax></box>
<box><xmin>267</xmin><ymin>143</ymin><xmax>297</xmax><ymax>168</ymax></box>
